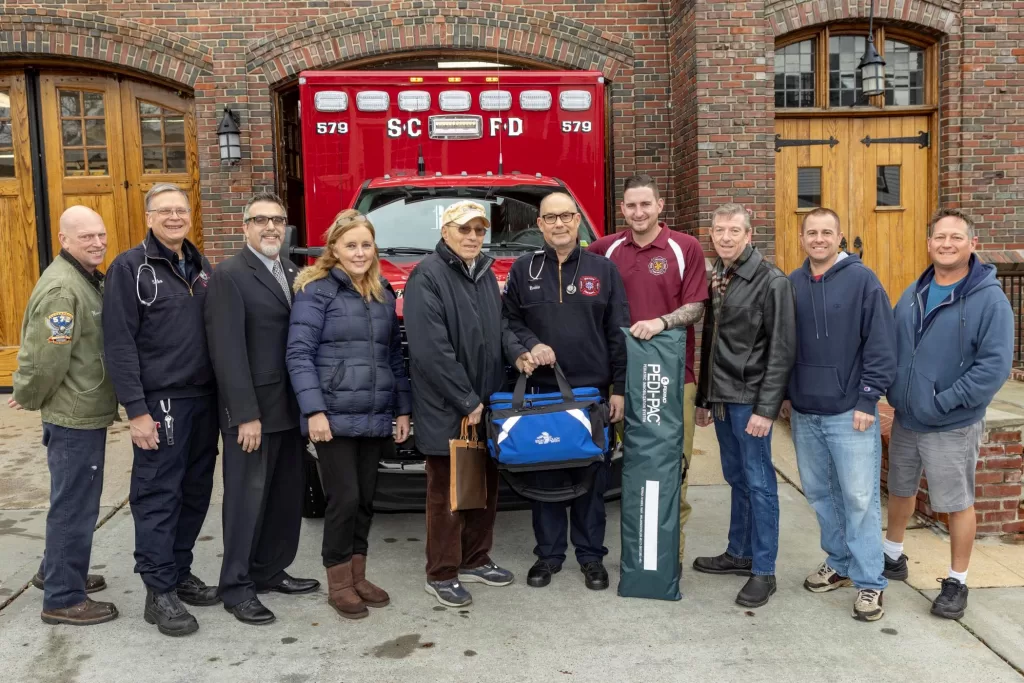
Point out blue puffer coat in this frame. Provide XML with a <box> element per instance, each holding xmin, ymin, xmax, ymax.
<box><xmin>286</xmin><ymin>268</ymin><xmax>412</xmax><ymax>438</ymax></box>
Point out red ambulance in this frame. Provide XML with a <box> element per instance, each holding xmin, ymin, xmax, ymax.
<box><xmin>292</xmin><ymin>70</ymin><xmax>619</xmax><ymax>510</ymax></box>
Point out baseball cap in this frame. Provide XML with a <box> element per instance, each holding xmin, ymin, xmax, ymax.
<box><xmin>442</xmin><ymin>200</ymin><xmax>490</xmax><ymax>228</ymax></box>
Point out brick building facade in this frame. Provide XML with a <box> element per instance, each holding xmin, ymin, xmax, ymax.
<box><xmin>1</xmin><ymin>0</ymin><xmax>1022</xmax><ymax>535</ymax></box>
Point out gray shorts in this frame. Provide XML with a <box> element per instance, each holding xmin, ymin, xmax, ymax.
<box><xmin>887</xmin><ymin>419</ymin><xmax>982</xmax><ymax>513</ymax></box>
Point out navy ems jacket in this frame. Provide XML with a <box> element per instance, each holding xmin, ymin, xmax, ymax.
<box><xmin>103</xmin><ymin>231</ymin><xmax>215</xmax><ymax>419</ymax></box>
<box><xmin>503</xmin><ymin>245</ymin><xmax>629</xmax><ymax>395</ymax></box>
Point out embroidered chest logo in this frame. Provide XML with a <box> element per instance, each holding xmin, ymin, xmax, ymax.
<box><xmin>46</xmin><ymin>312</ymin><xmax>74</xmax><ymax>345</ymax></box>
<box><xmin>198</xmin><ymin>271</ymin><xmax>210</xmax><ymax>287</ymax></box>
<box><xmin>649</xmin><ymin>256</ymin><xmax>669</xmax><ymax>276</ymax></box>
<box><xmin>579</xmin><ymin>276</ymin><xmax>601</xmax><ymax>297</ymax></box>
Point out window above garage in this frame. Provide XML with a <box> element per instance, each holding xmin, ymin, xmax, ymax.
<box><xmin>775</xmin><ymin>25</ymin><xmax>937</xmax><ymax>113</ymax></box>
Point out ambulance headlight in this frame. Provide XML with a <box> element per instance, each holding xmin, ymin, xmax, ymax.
<box><xmin>356</xmin><ymin>91</ymin><xmax>390</xmax><ymax>112</ymax></box>
<box><xmin>479</xmin><ymin>90</ymin><xmax>512</xmax><ymax>112</ymax></box>
<box><xmin>439</xmin><ymin>91</ymin><xmax>472</xmax><ymax>112</ymax></box>
<box><xmin>398</xmin><ymin>91</ymin><xmax>431</xmax><ymax>112</ymax></box>
<box><xmin>314</xmin><ymin>91</ymin><xmax>349</xmax><ymax>112</ymax></box>
<box><xmin>519</xmin><ymin>90</ymin><xmax>552</xmax><ymax>111</ymax></box>
<box><xmin>428</xmin><ymin>115</ymin><xmax>483</xmax><ymax>140</ymax></box>
<box><xmin>559</xmin><ymin>90</ymin><xmax>592</xmax><ymax>111</ymax></box>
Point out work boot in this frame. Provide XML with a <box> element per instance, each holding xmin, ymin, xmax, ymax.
<box><xmin>803</xmin><ymin>561</ymin><xmax>853</xmax><ymax>593</ymax></box>
<box><xmin>581</xmin><ymin>561</ymin><xmax>609</xmax><ymax>591</ymax></box>
<box><xmin>33</xmin><ymin>571</ymin><xmax>107</xmax><ymax>594</ymax></box>
<box><xmin>853</xmin><ymin>589</ymin><xmax>885</xmax><ymax>622</ymax></box>
<box><xmin>175</xmin><ymin>573</ymin><xmax>220</xmax><ymax>607</ymax></box>
<box><xmin>41</xmin><ymin>598</ymin><xmax>118</xmax><ymax>626</ymax></box>
<box><xmin>325</xmin><ymin>561</ymin><xmax>368</xmax><ymax>619</ymax></box>
<box><xmin>351</xmin><ymin>555</ymin><xmax>390</xmax><ymax>607</ymax></box>
<box><xmin>526</xmin><ymin>560</ymin><xmax>561</xmax><ymax>588</ymax></box>
<box><xmin>883</xmin><ymin>553</ymin><xmax>909</xmax><ymax>581</ymax></box>
<box><xmin>144</xmin><ymin>589</ymin><xmax>199</xmax><ymax>637</ymax></box>
<box><xmin>735</xmin><ymin>575</ymin><xmax>777</xmax><ymax>608</ymax></box>
<box><xmin>931</xmin><ymin>578</ymin><xmax>968</xmax><ymax>620</ymax></box>
<box><xmin>693</xmin><ymin>552</ymin><xmax>753</xmax><ymax>576</ymax></box>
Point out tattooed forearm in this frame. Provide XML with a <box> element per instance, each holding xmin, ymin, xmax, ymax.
<box><xmin>662</xmin><ymin>302</ymin><xmax>705</xmax><ymax>330</ymax></box>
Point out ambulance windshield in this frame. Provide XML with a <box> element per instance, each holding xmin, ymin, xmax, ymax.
<box><xmin>353</xmin><ymin>185</ymin><xmax>598</xmax><ymax>252</ymax></box>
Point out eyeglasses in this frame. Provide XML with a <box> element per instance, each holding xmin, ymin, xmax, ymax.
<box><xmin>248</xmin><ymin>215</ymin><xmax>287</xmax><ymax>227</ymax></box>
<box><xmin>148</xmin><ymin>208</ymin><xmax>190</xmax><ymax>218</ymax></box>
<box><xmin>540</xmin><ymin>212</ymin><xmax>578</xmax><ymax>225</ymax></box>
<box><xmin>455</xmin><ymin>225</ymin><xmax>488</xmax><ymax>237</ymax></box>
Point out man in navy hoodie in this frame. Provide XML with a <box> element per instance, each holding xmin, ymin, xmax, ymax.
<box><xmin>884</xmin><ymin>208</ymin><xmax>1013</xmax><ymax>620</ymax></box>
<box><xmin>780</xmin><ymin>208</ymin><xmax>896</xmax><ymax>622</ymax></box>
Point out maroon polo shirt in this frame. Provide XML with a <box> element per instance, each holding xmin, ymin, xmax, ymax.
<box><xmin>589</xmin><ymin>223</ymin><xmax>708</xmax><ymax>384</ymax></box>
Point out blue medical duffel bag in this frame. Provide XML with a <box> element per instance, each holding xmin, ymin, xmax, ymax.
<box><xmin>487</xmin><ymin>364</ymin><xmax>609</xmax><ymax>503</ymax></box>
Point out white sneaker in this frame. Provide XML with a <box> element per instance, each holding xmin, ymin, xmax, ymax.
<box><xmin>853</xmin><ymin>589</ymin><xmax>885</xmax><ymax>621</ymax></box>
<box><xmin>803</xmin><ymin>561</ymin><xmax>853</xmax><ymax>593</ymax></box>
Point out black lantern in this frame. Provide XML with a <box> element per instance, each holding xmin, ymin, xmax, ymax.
<box><xmin>217</xmin><ymin>107</ymin><xmax>241</xmax><ymax>164</ymax></box>
<box><xmin>858</xmin><ymin>0</ymin><xmax>886</xmax><ymax>97</ymax></box>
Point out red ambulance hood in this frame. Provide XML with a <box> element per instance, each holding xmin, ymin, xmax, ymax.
<box><xmin>380</xmin><ymin>255</ymin><xmax>515</xmax><ymax>318</ymax></box>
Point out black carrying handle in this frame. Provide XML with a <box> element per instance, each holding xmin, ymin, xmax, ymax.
<box><xmin>511</xmin><ymin>362</ymin><xmax>575</xmax><ymax>410</ymax></box>
<box><xmin>499</xmin><ymin>462</ymin><xmax>599</xmax><ymax>503</ymax></box>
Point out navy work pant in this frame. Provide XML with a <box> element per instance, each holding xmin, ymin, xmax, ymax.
<box><xmin>40</xmin><ymin>424</ymin><xmax>106</xmax><ymax>610</ymax></box>
<box><xmin>531</xmin><ymin>459</ymin><xmax>611</xmax><ymax>567</ymax></box>
<box><xmin>129</xmin><ymin>394</ymin><xmax>219</xmax><ymax>593</ymax></box>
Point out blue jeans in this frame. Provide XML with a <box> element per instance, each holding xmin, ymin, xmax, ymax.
<box><xmin>791</xmin><ymin>408</ymin><xmax>887</xmax><ymax>591</ymax></box>
<box><xmin>714</xmin><ymin>403</ymin><xmax>780</xmax><ymax>575</ymax></box>
<box><xmin>40</xmin><ymin>424</ymin><xmax>107</xmax><ymax>610</ymax></box>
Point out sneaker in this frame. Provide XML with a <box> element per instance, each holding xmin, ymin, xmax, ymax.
<box><xmin>424</xmin><ymin>578</ymin><xmax>472</xmax><ymax>608</ymax></box>
<box><xmin>931</xmin><ymin>577</ymin><xmax>968</xmax><ymax>620</ymax></box>
<box><xmin>883</xmin><ymin>553</ymin><xmax>909</xmax><ymax>581</ymax></box>
<box><xmin>804</xmin><ymin>562</ymin><xmax>853</xmax><ymax>593</ymax></box>
<box><xmin>458</xmin><ymin>563</ymin><xmax>514</xmax><ymax>587</ymax></box>
<box><xmin>853</xmin><ymin>589</ymin><xmax>885</xmax><ymax>622</ymax></box>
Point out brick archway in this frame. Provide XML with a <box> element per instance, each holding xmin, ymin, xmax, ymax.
<box><xmin>765</xmin><ymin>0</ymin><xmax>960</xmax><ymax>37</ymax></box>
<box><xmin>0</xmin><ymin>8</ymin><xmax>212</xmax><ymax>87</ymax></box>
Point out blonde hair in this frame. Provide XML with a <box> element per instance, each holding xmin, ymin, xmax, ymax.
<box><xmin>293</xmin><ymin>209</ymin><xmax>386</xmax><ymax>303</ymax></box>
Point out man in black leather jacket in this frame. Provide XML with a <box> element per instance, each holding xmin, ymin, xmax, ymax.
<box><xmin>692</xmin><ymin>203</ymin><xmax>796</xmax><ymax>609</ymax></box>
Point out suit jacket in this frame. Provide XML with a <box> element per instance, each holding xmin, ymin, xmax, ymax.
<box><xmin>205</xmin><ymin>246</ymin><xmax>300</xmax><ymax>434</ymax></box>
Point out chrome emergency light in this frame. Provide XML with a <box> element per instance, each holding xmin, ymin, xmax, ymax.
<box><xmin>314</xmin><ymin>91</ymin><xmax>349</xmax><ymax>112</ymax></box>
<box><xmin>356</xmin><ymin>91</ymin><xmax>390</xmax><ymax>112</ymax></box>
<box><xmin>439</xmin><ymin>91</ymin><xmax>472</xmax><ymax>112</ymax></box>
<box><xmin>519</xmin><ymin>90</ymin><xmax>553</xmax><ymax>111</ymax></box>
<box><xmin>398</xmin><ymin>90</ymin><xmax>431</xmax><ymax>112</ymax></box>
<box><xmin>559</xmin><ymin>90</ymin><xmax>592</xmax><ymax>111</ymax></box>
<box><xmin>428</xmin><ymin>115</ymin><xmax>483</xmax><ymax>140</ymax></box>
<box><xmin>479</xmin><ymin>90</ymin><xmax>512</xmax><ymax>112</ymax></box>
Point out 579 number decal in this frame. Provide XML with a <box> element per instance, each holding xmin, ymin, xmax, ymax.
<box><xmin>315</xmin><ymin>122</ymin><xmax>349</xmax><ymax>135</ymax></box>
<box><xmin>561</xmin><ymin>120</ymin><xmax>593</xmax><ymax>133</ymax></box>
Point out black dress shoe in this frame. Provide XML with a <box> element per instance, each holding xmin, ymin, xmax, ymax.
<box><xmin>581</xmin><ymin>561</ymin><xmax>609</xmax><ymax>591</ymax></box>
<box><xmin>692</xmin><ymin>552</ymin><xmax>754</xmax><ymax>576</ymax></box>
<box><xmin>144</xmin><ymin>589</ymin><xmax>199</xmax><ymax>637</ymax></box>
<box><xmin>526</xmin><ymin>560</ymin><xmax>561</xmax><ymax>588</ymax></box>
<box><xmin>176</xmin><ymin>574</ymin><xmax>221</xmax><ymax>607</ymax></box>
<box><xmin>736</xmin><ymin>575</ymin><xmax>777</xmax><ymax>608</ymax></box>
<box><xmin>259</xmin><ymin>573</ymin><xmax>320</xmax><ymax>595</ymax></box>
<box><xmin>225</xmin><ymin>597</ymin><xmax>275</xmax><ymax>625</ymax></box>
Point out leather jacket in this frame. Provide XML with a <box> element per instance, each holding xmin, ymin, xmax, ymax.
<box><xmin>696</xmin><ymin>246</ymin><xmax>797</xmax><ymax>420</ymax></box>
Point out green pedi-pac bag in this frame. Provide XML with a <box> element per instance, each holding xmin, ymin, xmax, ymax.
<box><xmin>617</xmin><ymin>328</ymin><xmax>685</xmax><ymax>601</ymax></box>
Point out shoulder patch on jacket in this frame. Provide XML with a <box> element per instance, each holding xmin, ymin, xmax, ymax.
<box><xmin>46</xmin><ymin>311</ymin><xmax>74</xmax><ymax>344</ymax></box>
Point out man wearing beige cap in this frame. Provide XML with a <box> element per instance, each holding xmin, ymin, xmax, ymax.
<box><xmin>404</xmin><ymin>200</ymin><xmax>535</xmax><ymax>607</ymax></box>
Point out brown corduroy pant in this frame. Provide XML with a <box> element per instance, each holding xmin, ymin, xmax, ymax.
<box><xmin>424</xmin><ymin>454</ymin><xmax>500</xmax><ymax>582</ymax></box>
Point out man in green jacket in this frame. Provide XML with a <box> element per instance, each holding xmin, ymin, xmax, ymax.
<box><xmin>9</xmin><ymin>206</ymin><xmax>119</xmax><ymax>626</ymax></box>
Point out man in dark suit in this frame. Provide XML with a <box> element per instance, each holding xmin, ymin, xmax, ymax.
<box><xmin>205</xmin><ymin>192</ymin><xmax>319</xmax><ymax>625</ymax></box>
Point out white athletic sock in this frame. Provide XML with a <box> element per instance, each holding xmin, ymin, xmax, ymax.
<box><xmin>948</xmin><ymin>568</ymin><xmax>968</xmax><ymax>585</ymax></box>
<box><xmin>882</xmin><ymin>539</ymin><xmax>904</xmax><ymax>562</ymax></box>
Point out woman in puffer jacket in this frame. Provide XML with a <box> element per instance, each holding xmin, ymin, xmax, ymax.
<box><xmin>286</xmin><ymin>209</ymin><xmax>411</xmax><ymax>620</ymax></box>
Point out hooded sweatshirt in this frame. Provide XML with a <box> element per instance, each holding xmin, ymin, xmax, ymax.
<box><xmin>887</xmin><ymin>254</ymin><xmax>1013</xmax><ymax>432</ymax></box>
<box><xmin>787</xmin><ymin>253</ymin><xmax>897</xmax><ymax>416</ymax></box>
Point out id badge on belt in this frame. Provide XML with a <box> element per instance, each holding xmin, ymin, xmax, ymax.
<box><xmin>159</xmin><ymin>399</ymin><xmax>175</xmax><ymax>446</ymax></box>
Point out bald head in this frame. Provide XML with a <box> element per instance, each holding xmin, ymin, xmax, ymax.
<box><xmin>537</xmin><ymin>191</ymin><xmax>582</xmax><ymax>256</ymax></box>
<box><xmin>57</xmin><ymin>205</ymin><xmax>108</xmax><ymax>272</ymax></box>
<box><xmin>539</xmin><ymin>192</ymin><xmax>578</xmax><ymax>215</ymax></box>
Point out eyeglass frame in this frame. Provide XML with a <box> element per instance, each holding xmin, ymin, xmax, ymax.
<box><xmin>540</xmin><ymin>211</ymin><xmax>580</xmax><ymax>225</ymax></box>
<box><xmin>246</xmin><ymin>215</ymin><xmax>288</xmax><ymax>227</ymax></box>
<box><xmin>147</xmin><ymin>207</ymin><xmax>192</xmax><ymax>218</ymax></box>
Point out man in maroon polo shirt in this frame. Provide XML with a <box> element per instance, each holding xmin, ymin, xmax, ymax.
<box><xmin>588</xmin><ymin>174</ymin><xmax>708</xmax><ymax>563</ymax></box>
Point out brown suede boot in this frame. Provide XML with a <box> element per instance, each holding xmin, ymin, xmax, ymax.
<box><xmin>325</xmin><ymin>561</ymin><xmax>368</xmax><ymax>619</ymax></box>
<box><xmin>352</xmin><ymin>554</ymin><xmax>390</xmax><ymax>608</ymax></box>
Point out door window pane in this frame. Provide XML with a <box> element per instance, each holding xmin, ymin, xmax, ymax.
<box><xmin>0</xmin><ymin>89</ymin><xmax>10</xmax><ymax>119</ymax></box>
<box><xmin>138</xmin><ymin>101</ymin><xmax>188</xmax><ymax>174</ymax></box>
<box><xmin>166</xmin><ymin>146</ymin><xmax>186</xmax><ymax>173</ymax></box>
<box><xmin>64</xmin><ymin>148</ymin><xmax>85</xmax><ymax>176</ymax></box>
<box><xmin>62</xmin><ymin>120</ymin><xmax>82</xmax><ymax>146</ymax></box>
<box><xmin>798</xmin><ymin>167</ymin><xmax>822</xmax><ymax>208</ymax></box>
<box><xmin>775</xmin><ymin>40</ymin><xmax>816</xmax><ymax>108</ymax></box>
<box><xmin>85</xmin><ymin>119</ymin><xmax>106</xmax><ymax>146</ymax></box>
<box><xmin>164</xmin><ymin>117</ymin><xmax>185</xmax><ymax>144</ymax></box>
<box><xmin>877</xmin><ymin>166</ymin><xmax>901</xmax><ymax>206</ymax></box>
<box><xmin>58</xmin><ymin>89</ymin><xmax>109</xmax><ymax>177</ymax></box>
<box><xmin>141</xmin><ymin>119</ymin><xmax>162</xmax><ymax>145</ymax></box>
<box><xmin>59</xmin><ymin>92</ymin><xmax>80</xmax><ymax>117</ymax></box>
<box><xmin>0</xmin><ymin>89</ymin><xmax>13</xmax><ymax>178</ymax></box>
<box><xmin>829</xmin><ymin>36</ymin><xmax>867</xmax><ymax>107</ymax></box>
<box><xmin>143</xmin><ymin>146</ymin><xmax>164</xmax><ymax>172</ymax></box>
<box><xmin>884</xmin><ymin>41</ymin><xmax>925</xmax><ymax>106</ymax></box>
<box><xmin>83</xmin><ymin>92</ymin><xmax>105</xmax><ymax>116</ymax></box>
<box><xmin>87</xmin><ymin>149</ymin><xmax>109</xmax><ymax>176</ymax></box>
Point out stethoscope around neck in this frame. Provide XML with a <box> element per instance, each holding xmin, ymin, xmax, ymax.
<box><xmin>528</xmin><ymin>246</ymin><xmax>582</xmax><ymax>295</ymax></box>
<box><xmin>136</xmin><ymin>240</ymin><xmax>160</xmax><ymax>307</ymax></box>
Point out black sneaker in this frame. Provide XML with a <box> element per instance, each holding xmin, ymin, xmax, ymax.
<box><xmin>144</xmin><ymin>589</ymin><xmax>199</xmax><ymax>637</ymax></box>
<box><xmin>931</xmin><ymin>577</ymin><xmax>968</xmax><ymax>620</ymax></box>
<box><xmin>883</xmin><ymin>553</ymin><xmax>909</xmax><ymax>581</ymax></box>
